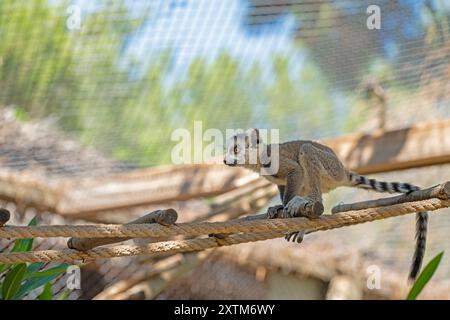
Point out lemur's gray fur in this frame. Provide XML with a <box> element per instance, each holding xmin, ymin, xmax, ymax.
<box><xmin>223</xmin><ymin>128</ymin><xmax>428</xmax><ymax>280</ymax></box>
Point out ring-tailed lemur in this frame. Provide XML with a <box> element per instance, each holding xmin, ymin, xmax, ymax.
<box><xmin>223</xmin><ymin>128</ymin><xmax>427</xmax><ymax>280</ymax></box>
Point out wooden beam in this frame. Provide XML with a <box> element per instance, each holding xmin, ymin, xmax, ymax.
<box><xmin>322</xmin><ymin>119</ymin><xmax>450</xmax><ymax>174</ymax></box>
<box><xmin>1</xmin><ymin>120</ymin><xmax>449</xmax><ymax>217</ymax></box>
<box><xmin>0</xmin><ymin>164</ymin><xmax>259</xmax><ymax>216</ymax></box>
<box><xmin>59</xmin><ymin>164</ymin><xmax>259</xmax><ymax>215</ymax></box>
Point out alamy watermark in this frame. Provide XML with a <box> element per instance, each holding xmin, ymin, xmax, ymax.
<box><xmin>366</xmin><ymin>265</ymin><xmax>381</xmax><ymax>290</ymax></box>
<box><xmin>366</xmin><ymin>5</ymin><xmax>381</xmax><ymax>30</ymax></box>
<box><xmin>66</xmin><ymin>265</ymin><xmax>81</xmax><ymax>290</ymax></box>
<box><xmin>171</xmin><ymin>121</ymin><xmax>280</xmax><ymax>175</ymax></box>
<box><xmin>66</xmin><ymin>5</ymin><xmax>81</xmax><ymax>31</ymax></box>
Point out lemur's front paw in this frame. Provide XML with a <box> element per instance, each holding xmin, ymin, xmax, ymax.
<box><xmin>285</xmin><ymin>231</ymin><xmax>305</xmax><ymax>243</ymax></box>
<box><xmin>267</xmin><ymin>205</ymin><xmax>284</xmax><ymax>219</ymax></box>
<box><xmin>285</xmin><ymin>196</ymin><xmax>324</xmax><ymax>218</ymax></box>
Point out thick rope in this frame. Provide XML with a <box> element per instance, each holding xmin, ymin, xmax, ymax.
<box><xmin>0</xmin><ymin>198</ymin><xmax>449</xmax><ymax>240</ymax></box>
<box><xmin>0</xmin><ymin>198</ymin><xmax>449</xmax><ymax>264</ymax></box>
<box><xmin>0</xmin><ymin>232</ymin><xmax>284</xmax><ymax>264</ymax></box>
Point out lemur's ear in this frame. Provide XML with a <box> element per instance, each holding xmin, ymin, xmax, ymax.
<box><xmin>247</xmin><ymin>128</ymin><xmax>260</xmax><ymax>147</ymax></box>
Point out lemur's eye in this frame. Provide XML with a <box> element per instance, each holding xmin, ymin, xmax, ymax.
<box><xmin>233</xmin><ymin>146</ymin><xmax>239</xmax><ymax>154</ymax></box>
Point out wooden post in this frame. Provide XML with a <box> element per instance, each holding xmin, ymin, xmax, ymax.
<box><xmin>0</xmin><ymin>208</ymin><xmax>10</xmax><ymax>226</ymax></box>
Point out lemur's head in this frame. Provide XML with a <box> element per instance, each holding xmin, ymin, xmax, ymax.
<box><xmin>223</xmin><ymin>128</ymin><xmax>270</xmax><ymax>170</ymax></box>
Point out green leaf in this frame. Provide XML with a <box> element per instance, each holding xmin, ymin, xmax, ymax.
<box><xmin>24</xmin><ymin>263</ymin><xmax>68</xmax><ymax>279</ymax></box>
<box><xmin>37</xmin><ymin>283</ymin><xmax>52</xmax><ymax>300</ymax></box>
<box><xmin>407</xmin><ymin>251</ymin><xmax>444</xmax><ymax>300</ymax></box>
<box><xmin>14</xmin><ymin>265</ymin><xmax>67</xmax><ymax>300</ymax></box>
<box><xmin>1</xmin><ymin>263</ymin><xmax>27</xmax><ymax>300</ymax></box>
<box><xmin>57</xmin><ymin>289</ymin><xmax>71</xmax><ymax>300</ymax></box>
<box><xmin>11</xmin><ymin>217</ymin><xmax>38</xmax><ymax>253</ymax></box>
<box><xmin>0</xmin><ymin>264</ymin><xmax>10</xmax><ymax>275</ymax></box>
<box><xmin>11</xmin><ymin>238</ymin><xmax>33</xmax><ymax>253</ymax></box>
<box><xmin>26</xmin><ymin>262</ymin><xmax>46</xmax><ymax>275</ymax></box>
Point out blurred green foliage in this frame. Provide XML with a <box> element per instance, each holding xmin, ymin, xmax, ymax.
<box><xmin>0</xmin><ymin>1</ymin><xmax>447</xmax><ymax>167</ymax></box>
<box><xmin>0</xmin><ymin>0</ymin><xmax>343</xmax><ymax>166</ymax></box>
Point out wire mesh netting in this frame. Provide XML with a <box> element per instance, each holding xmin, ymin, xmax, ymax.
<box><xmin>1</xmin><ymin>0</ymin><xmax>450</xmax><ymax>300</ymax></box>
<box><xmin>1</xmin><ymin>0</ymin><xmax>449</xmax><ymax>172</ymax></box>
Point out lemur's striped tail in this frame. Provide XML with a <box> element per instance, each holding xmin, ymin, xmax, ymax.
<box><xmin>348</xmin><ymin>172</ymin><xmax>419</xmax><ymax>194</ymax></box>
<box><xmin>410</xmin><ymin>212</ymin><xmax>428</xmax><ymax>280</ymax></box>
<box><xmin>348</xmin><ymin>172</ymin><xmax>428</xmax><ymax>281</ymax></box>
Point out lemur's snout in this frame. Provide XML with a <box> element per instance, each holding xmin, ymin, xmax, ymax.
<box><xmin>223</xmin><ymin>158</ymin><xmax>236</xmax><ymax>166</ymax></box>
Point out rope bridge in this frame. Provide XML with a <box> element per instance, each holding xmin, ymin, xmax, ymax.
<box><xmin>0</xmin><ymin>182</ymin><xmax>449</xmax><ymax>264</ymax></box>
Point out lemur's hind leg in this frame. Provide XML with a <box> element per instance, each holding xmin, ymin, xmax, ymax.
<box><xmin>284</xmin><ymin>144</ymin><xmax>325</xmax><ymax>218</ymax></box>
<box><xmin>285</xmin><ymin>143</ymin><xmax>346</xmax><ymax>218</ymax></box>
<box><xmin>284</xmin><ymin>143</ymin><xmax>346</xmax><ymax>243</ymax></box>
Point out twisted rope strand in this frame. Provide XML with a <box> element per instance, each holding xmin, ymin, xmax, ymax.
<box><xmin>0</xmin><ymin>199</ymin><xmax>448</xmax><ymax>240</ymax></box>
<box><xmin>0</xmin><ymin>232</ymin><xmax>284</xmax><ymax>264</ymax></box>
<box><xmin>0</xmin><ymin>198</ymin><xmax>449</xmax><ymax>264</ymax></box>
